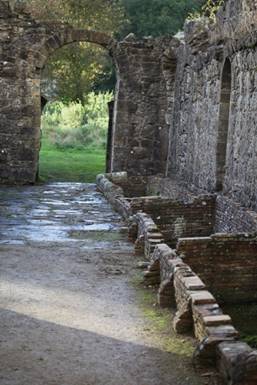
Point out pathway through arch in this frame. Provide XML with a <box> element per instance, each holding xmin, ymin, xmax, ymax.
<box><xmin>0</xmin><ymin>183</ymin><xmax>209</xmax><ymax>385</ymax></box>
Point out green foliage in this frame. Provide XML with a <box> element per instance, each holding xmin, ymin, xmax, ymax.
<box><xmin>202</xmin><ymin>0</ymin><xmax>224</xmax><ymax>20</ymax></box>
<box><xmin>41</xmin><ymin>91</ymin><xmax>113</xmax><ymax>149</ymax></box>
<box><xmin>242</xmin><ymin>335</ymin><xmax>257</xmax><ymax>349</ymax></box>
<box><xmin>27</xmin><ymin>0</ymin><xmax>213</xmax><ymax>103</ymax></box>
<box><xmin>120</xmin><ymin>0</ymin><xmax>205</xmax><ymax>38</ymax></box>
<box><xmin>26</xmin><ymin>0</ymin><xmax>125</xmax><ymax>33</ymax></box>
<box><xmin>187</xmin><ymin>0</ymin><xmax>224</xmax><ymax>22</ymax></box>
<box><xmin>40</xmin><ymin>91</ymin><xmax>111</xmax><ymax>182</ymax></box>
<box><xmin>25</xmin><ymin>0</ymin><xmax>125</xmax><ymax>102</ymax></box>
<box><xmin>42</xmin><ymin>43</ymin><xmax>113</xmax><ymax>104</ymax></box>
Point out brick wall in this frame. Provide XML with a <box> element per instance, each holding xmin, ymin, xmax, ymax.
<box><xmin>131</xmin><ymin>195</ymin><xmax>216</xmax><ymax>247</ymax></box>
<box><xmin>107</xmin><ymin>173</ymin><xmax>148</xmax><ymax>198</ymax></box>
<box><xmin>143</xmin><ymin>243</ymin><xmax>257</xmax><ymax>383</ymax></box>
<box><xmin>177</xmin><ymin>234</ymin><xmax>257</xmax><ymax>304</ymax></box>
<box><xmin>215</xmin><ymin>195</ymin><xmax>257</xmax><ymax>233</ymax></box>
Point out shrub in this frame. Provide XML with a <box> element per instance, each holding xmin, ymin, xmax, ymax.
<box><xmin>41</xmin><ymin>91</ymin><xmax>113</xmax><ymax>149</ymax></box>
<box><xmin>187</xmin><ymin>0</ymin><xmax>224</xmax><ymax>22</ymax></box>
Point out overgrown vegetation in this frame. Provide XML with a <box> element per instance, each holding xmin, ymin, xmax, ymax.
<box><xmin>39</xmin><ymin>92</ymin><xmax>111</xmax><ymax>182</ymax></box>
<box><xmin>41</xmin><ymin>92</ymin><xmax>113</xmax><ymax>149</ymax></box>
<box><xmin>187</xmin><ymin>0</ymin><xmax>224</xmax><ymax>22</ymax></box>
<box><xmin>121</xmin><ymin>0</ymin><xmax>206</xmax><ymax>38</ymax></box>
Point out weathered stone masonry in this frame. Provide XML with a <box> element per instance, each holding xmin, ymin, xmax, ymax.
<box><xmin>3</xmin><ymin>0</ymin><xmax>257</xmax><ymax>383</ymax></box>
<box><xmin>97</xmin><ymin>172</ymin><xmax>257</xmax><ymax>384</ymax></box>
<box><xmin>111</xmin><ymin>36</ymin><xmax>177</xmax><ymax>176</ymax></box>
<box><xmin>0</xmin><ymin>0</ymin><xmax>175</xmax><ymax>183</ymax></box>
<box><xmin>2</xmin><ymin>0</ymin><xmax>257</xmax><ymax>215</ymax></box>
<box><xmin>167</xmin><ymin>0</ymin><xmax>257</xmax><ymax>212</ymax></box>
<box><xmin>0</xmin><ymin>1</ymin><xmax>112</xmax><ymax>183</ymax></box>
<box><xmin>98</xmin><ymin>1</ymin><xmax>257</xmax><ymax>383</ymax></box>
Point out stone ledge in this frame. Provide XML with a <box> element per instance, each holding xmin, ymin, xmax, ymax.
<box><xmin>97</xmin><ymin>174</ymin><xmax>257</xmax><ymax>384</ymax></box>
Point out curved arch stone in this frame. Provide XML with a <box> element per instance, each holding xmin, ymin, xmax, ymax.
<box><xmin>42</xmin><ymin>26</ymin><xmax>114</xmax><ymax>58</ymax></box>
<box><xmin>0</xmin><ymin>0</ymin><xmax>174</xmax><ymax>184</ymax></box>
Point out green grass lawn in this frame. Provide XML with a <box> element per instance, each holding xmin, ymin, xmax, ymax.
<box><xmin>39</xmin><ymin>140</ymin><xmax>106</xmax><ymax>183</ymax></box>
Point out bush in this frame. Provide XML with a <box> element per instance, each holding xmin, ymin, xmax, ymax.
<box><xmin>41</xmin><ymin>91</ymin><xmax>113</xmax><ymax>149</ymax></box>
<box><xmin>187</xmin><ymin>0</ymin><xmax>224</xmax><ymax>22</ymax></box>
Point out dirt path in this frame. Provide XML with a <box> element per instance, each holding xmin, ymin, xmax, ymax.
<box><xmin>0</xmin><ymin>183</ymin><xmax>208</xmax><ymax>385</ymax></box>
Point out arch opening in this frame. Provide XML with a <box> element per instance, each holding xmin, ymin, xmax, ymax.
<box><xmin>38</xmin><ymin>40</ymin><xmax>115</xmax><ymax>183</ymax></box>
<box><xmin>216</xmin><ymin>58</ymin><xmax>232</xmax><ymax>192</ymax></box>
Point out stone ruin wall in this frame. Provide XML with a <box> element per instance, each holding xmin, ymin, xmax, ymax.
<box><xmin>0</xmin><ymin>1</ymin><xmax>113</xmax><ymax>183</ymax></box>
<box><xmin>114</xmin><ymin>0</ymin><xmax>257</xmax><ymax>214</ymax></box>
<box><xmin>0</xmin><ymin>0</ymin><xmax>171</xmax><ymax>183</ymax></box>
<box><xmin>111</xmin><ymin>37</ymin><xmax>173</xmax><ymax>176</ymax></box>
<box><xmin>1</xmin><ymin>0</ymin><xmax>257</xmax><ymax>215</ymax></box>
<box><xmin>177</xmin><ymin>234</ymin><xmax>257</xmax><ymax>304</ymax></box>
<box><xmin>166</xmin><ymin>0</ymin><xmax>257</xmax><ymax>212</ymax></box>
<box><xmin>2</xmin><ymin>1</ymin><xmax>257</xmax><ymax>380</ymax></box>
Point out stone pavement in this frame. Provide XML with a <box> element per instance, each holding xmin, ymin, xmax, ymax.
<box><xmin>0</xmin><ymin>183</ymin><xmax>207</xmax><ymax>385</ymax></box>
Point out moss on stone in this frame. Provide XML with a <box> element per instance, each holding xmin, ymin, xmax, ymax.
<box><xmin>131</xmin><ymin>271</ymin><xmax>195</xmax><ymax>357</ymax></box>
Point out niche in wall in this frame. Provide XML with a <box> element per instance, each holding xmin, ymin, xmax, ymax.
<box><xmin>216</xmin><ymin>58</ymin><xmax>232</xmax><ymax>191</ymax></box>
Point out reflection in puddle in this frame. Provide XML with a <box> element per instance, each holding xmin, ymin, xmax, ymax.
<box><xmin>0</xmin><ymin>183</ymin><xmax>123</xmax><ymax>244</ymax></box>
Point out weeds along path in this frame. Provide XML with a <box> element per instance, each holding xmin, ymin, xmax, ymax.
<box><xmin>0</xmin><ymin>183</ymin><xmax>206</xmax><ymax>385</ymax></box>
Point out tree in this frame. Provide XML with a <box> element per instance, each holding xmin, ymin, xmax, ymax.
<box><xmin>42</xmin><ymin>43</ymin><xmax>113</xmax><ymax>104</ymax></box>
<box><xmin>23</xmin><ymin>0</ymin><xmax>125</xmax><ymax>103</ymax></box>
<box><xmin>26</xmin><ymin>0</ymin><xmax>125</xmax><ymax>33</ymax></box>
<box><xmin>22</xmin><ymin>0</ymin><xmax>206</xmax><ymax>103</ymax></box>
<box><xmin>120</xmin><ymin>0</ymin><xmax>205</xmax><ymax>38</ymax></box>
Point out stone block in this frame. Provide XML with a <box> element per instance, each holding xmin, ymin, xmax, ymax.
<box><xmin>203</xmin><ymin>315</ymin><xmax>232</xmax><ymax>327</ymax></box>
<box><xmin>191</xmin><ymin>291</ymin><xmax>216</xmax><ymax>305</ymax></box>
<box><xmin>217</xmin><ymin>341</ymin><xmax>257</xmax><ymax>385</ymax></box>
<box><xmin>184</xmin><ymin>276</ymin><xmax>206</xmax><ymax>290</ymax></box>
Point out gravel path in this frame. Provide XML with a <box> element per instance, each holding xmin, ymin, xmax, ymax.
<box><xmin>0</xmin><ymin>183</ymin><xmax>208</xmax><ymax>385</ymax></box>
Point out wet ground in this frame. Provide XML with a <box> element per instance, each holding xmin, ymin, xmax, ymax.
<box><xmin>0</xmin><ymin>183</ymin><xmax>210</xmax><ymax>385</ymax></box>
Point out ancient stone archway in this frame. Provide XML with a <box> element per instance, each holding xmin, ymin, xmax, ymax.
<box><xmin>216</xmin><ymin>58</ymin><xmax>232</xmax><ymax>191</ymax></box>
<box><xmin>37</xmin><ymin>28</ymin><xmax>115</xmax><ymax>181</ymax></box>
<box><xmin>0</xmin><ymin>0</ymin><xmax>177</xmax><ymax>184</ymax></box>
<box><xmin>0</xmin><ymin>0</ymin><xmax>115</xmax><ymax>184</ymax></box>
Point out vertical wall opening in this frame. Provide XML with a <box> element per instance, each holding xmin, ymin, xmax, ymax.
<box><xmin>216</xmin><ymin>58</ymin><xmax>232</xmax><ymax>191</ymax></box>
<box><xmin>38</xmin><ymin>42</ymin><xmax>115</xmax><ymax>183</ymax></box>
<box><xmin>161</xmin><ymin>52</ymin><xmax>177</xmax><ymax>177</ymax></box>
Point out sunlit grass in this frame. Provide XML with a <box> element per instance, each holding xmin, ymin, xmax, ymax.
<box><xmin>39</xmin><ymin>139</ymin><xmax>106</xmax><ymax>183</ymax></box>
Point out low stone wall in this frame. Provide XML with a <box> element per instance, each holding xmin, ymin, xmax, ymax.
<box><xmin>97</xmin><ymin>173</ymin><xmax>257</xmax><ymax>384</ymax></box>
<box><xmin>96</xmin><ymin>174</ymin><xmax>132</xmax><ymax>219</ymax></box>
<box><xmin>106</xmin><ymin>172</ymin><xmax>148</xmax><ymax>198</ymax></box>
<box><xmin>144</xmin><ymin>244</ymin><xmax>257</xmax><ymax>383</ymax></box>
<box><xmin>176</xmin><ymin>234</ymin><xmax>257</xmax><ymax>304</ymax></box>
<box><xmin>98</xmin><ymin>175</ymin><xmax>257</xmax><ymax>305</ymax></box>
<box><xmin>129</xmin><ymin>212</ymin><xmax>164</xmax><ymax>259</ymax></box>
<box><xmin>97</xmin><ymin>173</ymin><xmax>216</xmax><ymax>247</ymax></box>
<box><xmin>102</xmin><ymin>173</ymin><xmax>198</xmax><ymax>200</ymax></box>
<box><xmin>98</xmin><ymin>173</ymin><xmax>257</xmax><ymax>237</ymax></box>
<box><xmin>130</xmin><ymin>195</ymin><xmax>215</xmax><ymax>247</ymax></box>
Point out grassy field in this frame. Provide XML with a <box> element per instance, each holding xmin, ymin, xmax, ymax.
<box><xmin>39</xmin><ymin>140</ymin><xmax>106</xmax><ymax>183</ymax></box>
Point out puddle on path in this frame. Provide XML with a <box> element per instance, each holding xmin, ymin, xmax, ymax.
<box><xmin>0</xmin><ymin>183</ymin><xmax>123</xmax><ymax>244</ymax></box>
